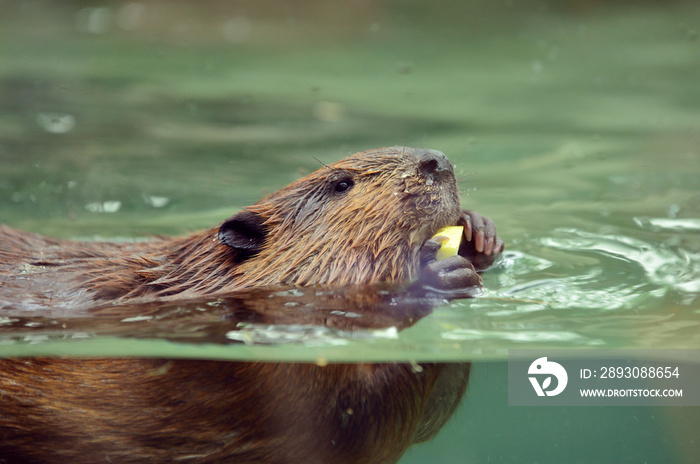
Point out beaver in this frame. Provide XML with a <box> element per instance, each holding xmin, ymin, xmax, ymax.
<box><xmin>0</xmin><ymin>146</ymin><xmax>503</xmax><ymax>464</ymax></box>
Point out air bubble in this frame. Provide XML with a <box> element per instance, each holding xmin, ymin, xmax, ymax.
<box><xmin>36</xmin><ymin>113</ymin><xmax>76</xmax><ymax>134</ymax></box>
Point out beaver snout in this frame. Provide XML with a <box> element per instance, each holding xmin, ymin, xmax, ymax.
<box><xmin>416</xmin><ymin>148</ymin><xmax>454</xmax><ymax>183</ymax></box>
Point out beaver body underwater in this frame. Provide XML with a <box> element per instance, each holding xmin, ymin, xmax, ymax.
<box><xmin>0</xmin><ymin>147</ymin><xmax>503</xmax><ymax>464</ymax></box>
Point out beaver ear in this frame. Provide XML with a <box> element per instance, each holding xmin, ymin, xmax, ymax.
<box><xmin>218</xmin><ymin>210</ymin><xmax>266</xmax><ymax>255</ymax></box>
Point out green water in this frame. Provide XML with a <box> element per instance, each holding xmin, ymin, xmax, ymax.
<box><xmin>1</xmin><ymin>1</ymin><xmax>698</xmax><ymax>462</ymax></box>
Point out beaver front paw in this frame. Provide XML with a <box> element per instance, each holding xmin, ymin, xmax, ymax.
<box><xmin>457</xmin><ymin>210</ymin><xmax>504</xmax><ymax>271</ymax></box>
<box><xmin>414</xmin><ymin>239</ymin><xmax>482</xmax><ymax>298</ymax></box>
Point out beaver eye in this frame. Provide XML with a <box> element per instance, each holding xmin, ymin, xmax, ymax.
<box><xmin>333</xmin><ymin>177</ymin><xmax>354</xmax><ymax>194</ymax></box>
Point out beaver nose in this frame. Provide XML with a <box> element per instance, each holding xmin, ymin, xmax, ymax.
<box><xmin>417</xmin><ymin>149</ymin><xmax>454</xmax><ymax>181</ymax></box>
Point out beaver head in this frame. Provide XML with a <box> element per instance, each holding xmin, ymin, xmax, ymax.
<box><xmin>217</xmin><ymin>146</ymin><xmax>461</xmax><ymax>288</ymax></box>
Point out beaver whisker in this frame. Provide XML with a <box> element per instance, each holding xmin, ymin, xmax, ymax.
<box><xmin>312</xmin><ymin>156</ymin><xmax>332</xmax><ymax>170</ymax></box>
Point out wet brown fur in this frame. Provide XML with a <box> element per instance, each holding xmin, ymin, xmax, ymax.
<box><xmin>0</xmin><ymin>147</ymin><xmax>472</xmax><ymax>464</ymax></box>
<box><xmin>1</xmin><ymin>146</ymin><xmax>460</xmax><ymax>310</ymax></box>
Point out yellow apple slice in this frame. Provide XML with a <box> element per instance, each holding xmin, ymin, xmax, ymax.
<box><xmin>432</xmin><ymin>226</ymin><xmax>464</xmax><ymax>260</ymax></box>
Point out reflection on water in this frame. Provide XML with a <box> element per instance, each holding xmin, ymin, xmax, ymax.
<box><xmin>0</xmin><ymin>284</ymin><xmax>442</xmax><ymax>353</ymax></box>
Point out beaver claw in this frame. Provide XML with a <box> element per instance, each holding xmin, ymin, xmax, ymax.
<box><xmin>413</xmin><ymin>210</ymin><xmax>502</xmax><ymax>298</ymax></box>
<box><xmin>415</xmin><ymin>239</ymin><xmax>482</xmax><ymax>297</ymax></box>
<box><xmin>457</xmin><ymin>210</ymin><xmax>504</xmax><ymax>271</ymax></box>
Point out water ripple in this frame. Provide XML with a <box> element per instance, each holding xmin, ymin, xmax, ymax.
<box><xmin>542</xmin><ymin>228</ymin><xmax>700</xmax><ymax>295</ymax></box>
